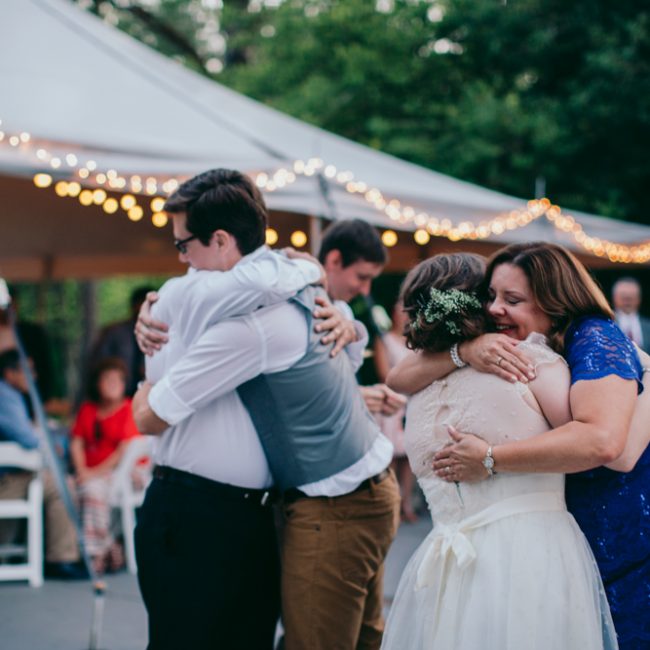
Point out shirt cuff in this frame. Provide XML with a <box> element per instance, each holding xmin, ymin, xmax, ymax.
<box><xmin>353</xmin><ymin>320</ymin><xmax>369</xmax><ymax>348</ymax></box>
<box><xmin>292</xmin><ymin>258</ymin><xmax>322</xmax><ymax>285</ymax></box>
<box><xmin>346</xmin><ymin>321</ymin><xmax>369</xmax><ymax>372</ymax></box>
<box><xmin>148</xmin><ymin>376</ymin><xmax>195</xmax><ymax>426</ymax></box>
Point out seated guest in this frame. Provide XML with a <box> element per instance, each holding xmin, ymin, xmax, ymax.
<box><xmin>0</xmin><ymin>349</ymin><xmax>85</xmax><ymax>579</ymax></box>
<box><xmin>70</xmin><ymin>358</ymin><xmax>144</xmax><ymax>574</ymax></box>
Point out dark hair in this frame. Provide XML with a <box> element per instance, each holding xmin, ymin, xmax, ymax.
<box><xmin>400</xmin><ymin>253</ymin><xmax>486</xmax><ymax>352</ymax></box>
<box><xmin>484</xmin><ymin>242</ymin><xmax>613</xmax><ymax>353</ymax></box>
<box><xmin>0</xmin><ymin>349</ymin><xmax>20</xmax><ymax>378</ymax></box>
<box><xmin>130</xmin><ymin>286</ymin><xmax>155</xmax><ymax>310</ymax></box>
<box><xmin>86</xmin><ymin>357</ymin><xmax>128</xmax><ymax>402</ymax></box>
<box><xmin>164</xmin><ymin>169</ymin><xmax>267</xmax><ymax>254</ymax></box>
<box><xmin>318</xmin><ymin>219</ymin><xmax>387</xmax><ymax>267</ymax></box>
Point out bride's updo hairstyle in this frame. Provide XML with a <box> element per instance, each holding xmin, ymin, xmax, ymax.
<box><xmin>484</xmin><ymin>242</ymin><xmax>614</xmax><ymax>353</ymax></box>
<box><xmin>400</xmin><ymin>253</ymin><xmax>486</xmax><ymax>352</ymax></box>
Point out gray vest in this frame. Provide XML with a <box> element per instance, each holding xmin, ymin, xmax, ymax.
<box><xmin>237</xmin><ymin>287</ymin><xmax>380</xmax><ymax>491</ymax></box>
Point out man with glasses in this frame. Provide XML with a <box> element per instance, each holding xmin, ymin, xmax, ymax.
<box><xmin>132</xmin><ymin>168</ymin><xmax>400</xmax><ymax>650</ymax></box>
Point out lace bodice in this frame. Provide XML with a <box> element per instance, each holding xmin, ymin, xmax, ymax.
<box><xmin>405</xmin><ymin>336</ymin><xmax>568</xmax><ymax>525</ymax></box>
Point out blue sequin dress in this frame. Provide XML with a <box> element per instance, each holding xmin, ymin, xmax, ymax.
<box><xmin>565</xmin><ymin>317</ymin><xmax>650</xmax><ymax>650</ymax></box>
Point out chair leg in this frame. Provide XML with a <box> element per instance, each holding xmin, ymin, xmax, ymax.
<box><xmin>29</xmin><ymin>481</ymin><xmax>44</xmax><ymax>587</ymax></box>
<box><xmin>121</xmin><ymin>502</ymin><xmax>137</xmax><ymax>574</ymax></box>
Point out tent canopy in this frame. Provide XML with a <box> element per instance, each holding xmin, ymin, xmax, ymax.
<box><xmin>1</xmin><ymin>0</ymin><xmax>649</xmax><ymax>279</ymax></box>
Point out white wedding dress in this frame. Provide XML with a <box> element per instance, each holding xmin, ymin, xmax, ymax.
<box><xmin>381</xmin><ymin>337</ymin><xmax>618</xmax><ymax>650</ymax></box>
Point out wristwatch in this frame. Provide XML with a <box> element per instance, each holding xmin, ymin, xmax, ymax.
<box><xmin>482</xmin><ymin>446</ymin><xmax>496</xmax><ymax>477</ymax></box>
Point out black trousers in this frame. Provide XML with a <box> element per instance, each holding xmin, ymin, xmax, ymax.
<box><xmin>135</xmin><ymin>473</ymin><xmax>280</xmax><ymax>650</ymax></box>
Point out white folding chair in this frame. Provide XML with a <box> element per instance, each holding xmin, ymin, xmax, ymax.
<box><xmin>0</xmin><ymin>442</ymin><xmax>44</xmax><ymax>587</ymax></box>
<box><xmin>109</xmin><ymin>436</ymin><xmax>154</xmax><ymax>574</ymax></box>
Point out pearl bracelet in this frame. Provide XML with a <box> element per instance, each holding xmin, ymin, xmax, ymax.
<box><xmin>450</xmin><ymin>343</ymin><xmax>467</xmax><ymax>369</ymax></box>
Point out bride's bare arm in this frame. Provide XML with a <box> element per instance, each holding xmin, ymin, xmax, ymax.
<box><xmin>387</xmin><ymin>333</ymin><xmax>535</xmax><ymax>395</ymax></box>
<box><xmin>386</xmin><ymin>349</ymin><xmax>455</xmax><ymax>395</ymax></box>
<box><xmin>526</xmin><ymin>359</ymin><xmax>572</xmax><ymax>429</ymax></box>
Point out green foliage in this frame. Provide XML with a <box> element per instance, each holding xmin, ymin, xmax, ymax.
<box><xmin>218</xmin><ymin>0</ymin><xmax>649</xmax><ymax>223</ymax></box>
<box><xmin>80</xmin><ymin>0</ymin><xmax>649</xmax><ymax>221</ymax></box>
<box><xmin>95</xmin><ymin>275</ymin><xmax>169</xmax><ymax>326</ymax></box>
<box><xmin>13</xmin><ymin>276</ymin><xmax>169</xmax><ymax>399</ymax></box>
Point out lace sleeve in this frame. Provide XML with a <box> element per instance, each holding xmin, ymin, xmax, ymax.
<box><xmin>565</xmin><ymin>317</ymin><xmax>643</xmax><ymax>393</ymax></box>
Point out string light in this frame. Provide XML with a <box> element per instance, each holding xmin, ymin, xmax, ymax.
<box><xmin>150</xmin><ymin>197</ymin><xmax>165</xmax><ymax>212</ymax></box>
<box><xmin>92</xmin><ymin>189</ymin><xmax>107</xmax><ymax>205</ymax></box>
<box><xmin>102</xmin><ymin>198</ymin><xmax>119</xmax><ymax>214</ymax></box>
<box><xmin>2</xmin><ymin>117</ymin><xmax>647</xmax><ymax>261</ymax></box>
<box><xmin>152</xmin><ymin>212</ymin><xmax>168</xmax><ymax>228</ymax></box>
<box><xmin>265</xmin><ymin>227</ymin><xmax>279</xmax><ymax>246</ymax></box>
<box><xmin>128</xmin><ymin>206</ymin><xmax>144</xmax><ymax>221</ymax></box>
<box><xmin>381</xmin><ymin>230</ymin><xmax>398</xmax><ymax>247</ymax></box>
<box><xmin>33</xmin><ymin>173</ymin><xmax>52</xmax><ymax>188</ymax></box>
<box><xmin>290</xmin><ymin>230</ymin><xmax>308</xmax><ymax>248</ymax></box>
<box><xmin>120</xmin><ymin>194</ymin><xmax>137</xmax><ymax>210</ymax></box>
<box><xmin>53</xmin><ymin>181</ymin><xmax>68</xmax><ymax>197</ymax></box>
<box><xmin>78</xmin><ymin>190</ymin><xmax>93</xmax><ymax>206</ymax></box>
<box><xmin>414</xmin><ymin>229</ymin><xmax>430</xmax><ymax>245</ymax></box>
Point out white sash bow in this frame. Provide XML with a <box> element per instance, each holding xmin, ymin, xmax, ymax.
<box><xmin>416</xmin><ymin>491</ymin><xmax>565</xmax><ymax>590</ymax></box>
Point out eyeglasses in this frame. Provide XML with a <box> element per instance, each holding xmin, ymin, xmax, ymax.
<box><xmin>174</xmin><ymin>234</ymin><xmax>198</xmax><ymax>254</ymax></box>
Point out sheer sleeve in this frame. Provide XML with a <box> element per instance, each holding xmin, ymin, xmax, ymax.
<box><xmin>565</xmin><ymin>317</ymin><xmax>643</xmax><ymax>393</ymax></box>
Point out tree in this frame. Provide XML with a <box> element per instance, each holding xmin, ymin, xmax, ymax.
<box><xmin>79</xmin><ymin>0</ymin><xmax>650</xmax><ymax>223</ymax></box>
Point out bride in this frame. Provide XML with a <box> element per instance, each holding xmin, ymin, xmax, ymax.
<box><xmin>380</xmin><ymin>252</ymin><xmax>616</xmax><ymax>649</ymax></box>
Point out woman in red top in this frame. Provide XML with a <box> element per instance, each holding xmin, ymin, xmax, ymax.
<box><xmin>70</xmin><ymin>358</ymin><xmax>141</xmax><ymax>573</ymax></box>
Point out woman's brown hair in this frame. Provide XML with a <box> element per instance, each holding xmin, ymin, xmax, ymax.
<box><xmin>484</xmin><ymin>242</ymin><xmax>613</xmax><ymax>353</ymax></box>
<box><xmin>400</xmin><ymin>253</ymin><xmax>486</xmax><ymax>352</ymax></box>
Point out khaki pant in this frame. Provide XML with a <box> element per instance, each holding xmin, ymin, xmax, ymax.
<box><xmin>0</xmin><ymin>470</ymin><xmax>79</xmax><ymax>563</ymax></box>
<box><xmin>282</xmin><ymin>470</ymin><xmax>401</xmax><ymax>650</ymax></box>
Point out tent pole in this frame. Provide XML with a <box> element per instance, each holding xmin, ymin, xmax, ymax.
<box><xmin>309</xmin><ymin>216</ymin><xmax>322</xmax><ymax>257</ymax></box>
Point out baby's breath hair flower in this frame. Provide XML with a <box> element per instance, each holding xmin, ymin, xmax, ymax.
<box><xmin>412</xmin><ymin>287</ymin><xmax>483</xmax><ymax>337</ymax></box>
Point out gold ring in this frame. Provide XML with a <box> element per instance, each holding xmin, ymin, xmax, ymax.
<box><xmin>496</xmin><ymin>356</ymin><xmax>503</xmax><ymax>367</ymax></box>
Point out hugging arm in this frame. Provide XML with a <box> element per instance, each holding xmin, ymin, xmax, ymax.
<box><xmin>313</xmin><ymin>296</ymin><xmax>368</xmax><ymax>361</ymax></box>
<box><xmin>133</xmin><ymin>317</ymin><xmax>266</xmax><ymax>434</ymax></box>
<box><xmin>136</xmin><ymin>253</ymin><xmax>321</xmax><ymax>354</ymax></box>
<box><xmin>434</xmin><ymin>374</ymin><xmax>636</xmax><ymax>481</ymax></box>
<box><xmin>387</xmin><ymin>333</ymin><xmax>535</xmax><ymax>395</ymax></box>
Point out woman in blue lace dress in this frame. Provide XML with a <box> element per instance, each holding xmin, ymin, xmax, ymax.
<box><xmin>389</xmin><ymin>242</ymin><xmax>650</xmax><ymax>649</ymax></box>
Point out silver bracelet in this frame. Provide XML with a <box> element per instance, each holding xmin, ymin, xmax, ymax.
<box><xmin>450</xmin><ymin>343</ymin><xmax>467</xmax><ymax>369</ymax></box>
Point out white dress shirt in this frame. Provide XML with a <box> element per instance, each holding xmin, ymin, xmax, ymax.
<box><xmin>616</xmin><ymin>311</ymin><xmax>644</xmax><ymax>348</ymax></box>
<box><xmin>146</xmin><ymin>247</ymin><xmax>320</xmax><ymax>488</ymax></box>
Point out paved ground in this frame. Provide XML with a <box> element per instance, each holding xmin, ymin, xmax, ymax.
<box><xmin>0</xmin><ymin>517</ymin><xmax>431</xmax><ymax>650</ymax></box>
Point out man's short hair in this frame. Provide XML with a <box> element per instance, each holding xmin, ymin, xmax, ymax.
<box><xmin>318</xmin><ymin>219</ymin><xmax>387</xmax><ymax>267</ymax></box>
<box><xmin>164</xmin><ymin>169</ymin><xmax>267</xmax><ymax>255</ymax></box>
<box><xmin>0</xmin><ymin>349</ymin><xmax>20</xmax><ymax>378</ymax></box>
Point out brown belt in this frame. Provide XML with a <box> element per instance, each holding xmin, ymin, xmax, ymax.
<box><xmin>283</xmin><ymin>467</ymin><xmax>391</xmax><ymax>505</ymax></box>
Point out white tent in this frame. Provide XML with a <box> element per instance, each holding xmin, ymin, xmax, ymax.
<box><xmin>1</xmin><ymin>0</ymin><xmax>649</xmax><ymax>279</ymax></box>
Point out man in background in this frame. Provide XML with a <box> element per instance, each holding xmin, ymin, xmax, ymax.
<box><xmin>318</xmin><ymin>219</ymin><xmax>405</xmax><ymax>416</ymax></box>
<box><xmin>613</xmin><ymin>277</ymin><xmax>650</xmax><ymax>352</ymax></box>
